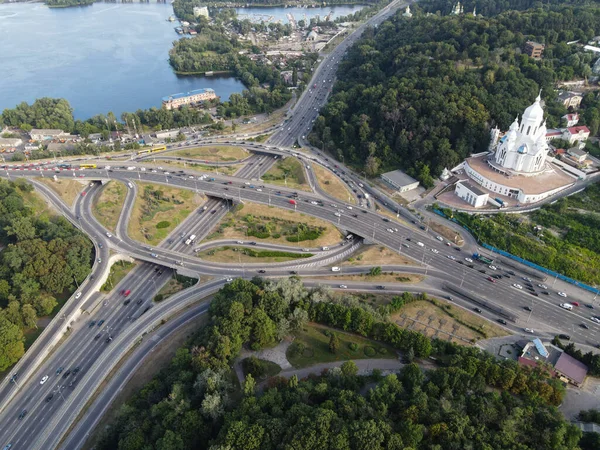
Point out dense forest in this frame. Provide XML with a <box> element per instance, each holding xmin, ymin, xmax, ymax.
<box><xmin>97</xmin><ymin>278</ymin><xmax>573</xmax><ymax>449</ymax></box>
<box><xmin>312</xmin><ymin>3</ymin><xmax>600</xmax><ymax>186</ymax></box>
<box><xmin>0</xmin><ymin>179</ymin><xmax>93</xmax><ymax>371</ymax></box>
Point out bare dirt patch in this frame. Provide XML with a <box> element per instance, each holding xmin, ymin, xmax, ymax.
<box><xmin>36</xmin><ymin>177</ymin><xmax>86</xmax><ymax>207</ymax></box>
<box><xmin>427</xmin><ymin>220</ymin><xmax>464</xmax><ymax>245</ymax></box>
<box><xmin>343</xmin><ymin>245</ymin><xmax>416</xmax><ymax>266</ymax></box>
<box><xmin>312</xmin><ymin>163</ymin><xmax>356</xmax><ymax>204</ymax></box>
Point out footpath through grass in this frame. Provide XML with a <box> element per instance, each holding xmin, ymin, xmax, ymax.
<box><xmin>92</xmin><ymin>181</ymin><xmax>127</xmax><ymax>233</ymax></box>
<box><xmin>287</xmin><ymin>323</ymin><xmax>396</xmax><ymax>369</ymax></box>
<box><xmin>128</xmin><ymin>182</ymin><xmax>205</xmax><ymax>246</ymax></box>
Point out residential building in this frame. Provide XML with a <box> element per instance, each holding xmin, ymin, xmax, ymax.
<box><xmin>567</xmin><ymin>146</ymin><xmax>589</xmax><ymax>163</ymax></box>
<box><xmin>562</xmin><ymin>113</ymin><xmax>579</xmax><ymax>127</ymax></box>
<box><xmin>523</xmin><ymin>41</ymin><xmax>545</xmax><ymax>59</ymax></box>
<box><xmin>564</xmin><ymin>126</ymin><xmax>590</xmax><ymax>144</ymax></box>
<box><xmin>29</xmin><ymin>129</ymin><xmax>68</xmax><ymax>141</ymax></box>
<box><xmin>402</xmin><ymin>5</ymin><xmax>412</xmax><ymax>18</ymax></box>
<box><xmin>381</xmin><ymin>170</ymin><xmax>420</xmax><ymax>193</ymax></box>
<box><xmin>162</xmin><ymin>88</ymin><xmax>218</xmax><ymax>110</ymax></box>
<box><xmin>193</xmin><ymin>6</ymin><xmax>209</xmax><ymax>19</ymax></box>
<box><xmin>557</xmin><ymin>91</ymin><xmax>583</xmax><ymax>109</ymax></box>
<box><xmin>455</xmin><ymin>181</ymin><xmax>489</xmax><ymax>207</ymax></box>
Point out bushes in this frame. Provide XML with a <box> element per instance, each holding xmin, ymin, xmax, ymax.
<box><xmin>364</xmin><ymin>346</ymin><xmax>376</xmax><ymax>357</ymax></box>
<box><xmin>155</xmin><ymin>221</ymin><xmax>171</xmax><ymax>229</ymax></box>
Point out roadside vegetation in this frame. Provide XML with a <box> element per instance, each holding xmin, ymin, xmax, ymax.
<box><xmin>197</xmin><ymin>246</ymin><xmax>313</xmax><ymax>263</ymax></box>
<box><xmin>311</xmin><ymin>163</ymin><xmax>357</xmax><ymax>204</ymax></box>
<box><xmin>151</xmin><ymin>159</ymin><xmax>241</xmax><ymax>176</ymax></box>
<box><xmin>262</xmin><ymin>157</ymin><xmax>310</xmax><ymax>191</ymax></box>
<box><xmin>343</xmin><ymin>245</ymin><xmax>414</xmax><ymax>266</ymax></box>
<box><xmin>100</xmin><ymin>261</ymin><xmax>136</xmax><ymax>293</ymax></box>
<box><xmin>169</xmin><ymin>145</ymin><xmax>248</xmax><ymax>162</ymax></box>
<box><xmin>205</xmin><ymin>201</ymin><xmax>343</xmax><ymax>247</ymax></box>
<box><xmin>92</xmin><ymin>181</ymin><xmax>127</xmax><ymax>234</ymax></box>
<box><xmin>0</xmin><ymin>179</ymin><xmax>93</xmax><ymax>371</ymax></box>
<box><xmin>154</xmin><ymin>274</ymin><xmax>198</xmax><ymax>302</ymax></box>
<box><xmin>444</xmin><ymin>183</ymin><xmax>600</xmax><ymax>284</ymax></box>
<box><xmin>128</xmin><ymin>182</ymin><xmax>204</xmax><ymax>246</ymax></box>
<box><xmin>96</xmin><ymin>277</ymin><xmax>577</xmax><ymax>450</ymax></box>
<box><xmin>36</xmin><ymin>177</ymin><xmax>85</xmax><ymax>207</ymax></box>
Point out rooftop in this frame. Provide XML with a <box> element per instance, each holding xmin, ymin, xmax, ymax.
<box><xmin>567</xmin><ymin>125</ymin><xmax>590</xmax><ymax>135</ymax></box>
<box><xmin>162</xmin><ymin>88</ymin><xmax>216</xmax><ymax>102</ymax></box>
<box><xmin>30</xmin><ymin>129</ymin><xmax>65</xmax><ymax>136</ymax></box>
<box><xmin>458</xmin><ymin>181</ymin><xmax>486</xmax><ymax>196</ymax></box>
<box><xmin>568</xmin><ymin>147</ymin><xmax>588</xmax><ymax>157</ymax></box>
<box><xmin>554</xmin><ymin>352</ymin><xmax>588</xmax><ymax>384</ymax></box>
<box><xmin>558</xmin><ymin>91</ymin><xmax>582</xmax><ymax>100</ymax></box>
<box><xmin>465</xmin><ymin>154</ymin><xmax>576</xmax><ymax>195</ymax></box>
<box><xmin>381</xmin><ymin>169</ymin><xmax>418</xmax><ymax>187</ymax></box>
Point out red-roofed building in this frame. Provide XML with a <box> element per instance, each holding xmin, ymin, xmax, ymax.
<box><xmin>554</xmin><ymin>352</ymin><xmax>588</xmax><ymax>386</ymax></box>
<box><xmin>562</xmin><ymin>113</ymin><xmax>579</xmax><ymax>127</ymax></box>
<box><xmin>565</xmin><ymin>126</ymin><xmax>590</xmax><ymax>144</ymax></box>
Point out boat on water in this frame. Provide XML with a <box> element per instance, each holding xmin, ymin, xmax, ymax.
<box><xmin>167</xmin><ymin>16</ymin><xmax>176</xmax><ymax>22</ymax></box>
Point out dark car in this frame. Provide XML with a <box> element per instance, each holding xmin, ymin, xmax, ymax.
<box><xmin>478</xmin><ymin>269</ymin><xmax>486</xmax><ymax>274</ymax></box>
<box><xmin>56</xmin><ymin>367</ymin><xmax>63</xmax><ymax>375</ymax></box>
<box><xmin>529</xmin><ymin>292</ymin><xmax>539</xmax><ymax>297</ymax></box>
<box><xmin>382</xmin><ymin>218</ymin><xmax>390</xmax><ymax>222</ymax></box>
<box><xmin>62</xmin><ymin>370</ymin><xmax>71</xmax><ymax>378</ymax></box>
<box><xmin>507</xmin><ymin>270</ymin><xmax>516</xmax><ymax>276</ymax></box>
<box><xmin>454</xmin><ymin>247</ymin><xmax>461</xmax><ymax>251</ymax></box>
<box><xmin>123</xmin><ymin>299</ymin><xmax>131</xmax><ymax>306</ymax></box>
<box><xmin>258</xmin><ymin>270</ymin><xmax>266</xmax><ymax>273</ymax></box>
<box><xmin>376</xmin><ymin>285</ymin><xmax>385</xmax><ymax>290</ymax></box>
<box><xmin>18</xmin><ymin>410</ymin><xmax>27</xmax><ymax>420</ymax></box>
<box><xmin>503</xmin><ymin>274</ymin><xmax>511</xmax><ymax>278</ymax></box>
<box><xmin>106</xmin><ymin>336</ymin><xmax>113</xmax><ymax>343</ymax></box>
<box><xmin>474</xmin><ymin>307</ymin><xmax>482</xmax><ymax>313</ymax></box>
<box><xmin>524</xmin><ymin>306</ymin><xmax>532</xmax><ymax>312</ymax></box>
<box><xmin>585</xmin><ymin>304</ymin><xmax>595</xmax><ymax>309</ymax></box>
<box><xmin>45</xmin><ymin>394</ymin><xmax>54</xmax><ymax>403</ymax></box>
<box><xmin>289</xmin><ymin>271</ymin><xmax>298</xmax><ymax>275</ymax></box>
<box><xmin>497</xmin><ymin>319</ymin><xmax>507</xmax><ymax>325</ymax></box>
<box><xmin>97</xmin><ymin>320</ymin><xmax>105</xmax><ymax>327</ymax></box>
<box><xmin>137</xmin><ymin>299</ymin><xmax>143</xmax><ymax>305</ymax></box>
<box><xmin>580</xmin><ymin>323</ymin><xmax>590</xmax><ymax>329</ymax></box>
<box><xmin>558</xmin><ymin>334</ymin><xmax>571</xmax><ymax>341</ymax></box>
<box><xmin>72</xmin><ymin>367</ymin><xmax>81</xmax><ymax>375</ymax></box>
<box><xmin>88</xmin><ymin>321</ymin><xmax>96</xmax><ymax>328</ymax></box>
<box><xmin>95</xmin><ymin>333</ymin><xmax>101</xmax><ymax>340</ymax></box>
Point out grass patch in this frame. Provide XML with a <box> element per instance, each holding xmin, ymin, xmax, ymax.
<box><xmin>150</xmin><ymin>160</ymin><xmax>242</xmax><ymax>176</ymax></box>
<box><xmin>312</xmin><ymin>163</ymin><xmax>356</xmax><ymax>204</ymax></box>
<box><xmin>204</xmin><ymin>201</ymin><xmax>343</xmax><ymax>247</ymax></box>
<box><xmin>241</xmin><ymin>356</ymin><xmax>282</xmax><ymax>378</ymax></box>
<box><xmin>317</xmin><ymin>273</ymin><xmax>424</xmax><ymax>284</ymax></box>
<box><xmin>197</xmin><ymin>246</ymin><xmax>312</xmax><ymax>263</ymax></box>
<box><xmin>101</xmin><ymin>261</ymin><xmax>137</xmax><ymax>293</ymax></box>
<box><xmin>342</xmin><ymin>245</ymin><xmax>415</xmax><ymax>266</ymax></box>
<box><xmin>92</xmin><ymin>181</ymin><xmax>127</xmax><ymax>233</ymax></box>
<box><xmin>23</xmin><ymin>326</ymin><xmax>44</xmax><ymax>350</ymax></box>
<box><xmin>390</xmin><ymin>298</ymin><xmax>509</xmax><ymax>344</ymax></box>
<box><xmin>36</xmin><ymin>177</ymin><xmax>85</xmax><ymax>207</ymax></box>
<box><xmin>154</xmin><ymin>273</ymin><xmax>200</xmax><ymax>302</ymax></box>
<box><xmin>168</xmin><ymin>145</ymin><xmax>248</xmax><ymax>162</ymax></box>
<box><xmin>19</xmin><ymin>183</ymin><xmax>54</xmax><ymax>219</ymax></box>
<box><xmin>128</xmin><ymin>182</ymin><xmax>205</xmax><ymax>246</ymax></box>
<box><xmin>286</xmin><ymin>323</ymin><xmax>396</xmax><ymax>369</ymax></box>
<box><xmin>262</xmin><ymin>157</ymin><xmax>310</xmax><ymax>191</ymax></box>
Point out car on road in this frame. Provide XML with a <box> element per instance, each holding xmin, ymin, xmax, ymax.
<box><xmin>558</xmin><ymin>292</ymin><xmax>567</xmax><ymax>298</ymax></box>
<box><xmin>522</xmin><ymin>277</ymin><xmax>532</xmax><ymax>282</ymax></box>
<box><xmin>63</xmin><ymin>369</ymin><xmax>71</xmax><ymax>378</ymax></box>
<box><xmin>258</xmin><ymin>269</ymin><xmax>266</xmax><ymax>273</ymax></box>
<box><xmin>40</xmin><ymin>375</ymin><xmax>48</xmax><ymax>385</ymax></box>
<box><xmin>3</xmin><ymin>444</ymin><xmax>12</xmax><ymax>450</ymax></box>
<box><xmin>123</xmin><ymin>299</ymin><xmax>131</xmax><ymax>306</ymax></box>
<box><xmin>376</xmin><ymin>285</ymin><xmax>385</xmax><ymax>290</ymax></box>
<box><xmin>123</xmin><ymin>289</ymin><xmax>131</xmax><ymax>296</ymax></box>
<box><xmin>431</xmin><ymin>248</ymin><xmax>439</xmax><ymax>254</ymax></box>
<box><xmin>585</xmin><ymin>304</ymin><xmax>595</xmax><ymax>309</ymax></box>
<box><xmin>226</xmin><ymin>278</ymin><xmax>233</xmax><ymax>282</ymax></box>
<box><xmin>488</xmin><ymin>265</ymin><xmax>497</xmax><ymax>270</ymax></box>
<box><xmin>524</xmin><ymin>306</ymin><xmax>532</xmax><ymax>312</ymax></box>
<box><xmin>46</xmin><ymin>394</ymin><xmax>54</xmax><ymax>403</ymax></box>
<box><xmin>465</xmin><ymin>258</ymin><xmax>473</xmax><ymax>263</ymax></box>
<box><xmin>524</xmin><ymin>328</ymin><xmax>535</xmax><ymax>334</ymax></box>
<box><xmin>95</xmin><ymin>333</ymin><xmax>101</xmax><ymax>340</ymax></box>
<box><xmin>487</xmin><ymin>277</ymin><xmax>496</xmax><ymax>283</ymax></box>
<box><xmin>591</xmin><ymin>316</ymin><xmax>600</xmax><ymax>324</ymax></box>
<box><xmin>339</xmin><ymin>285</ymin><xmax>347</xmax><ymax>289</ymax></box>
<box><xmin>75</xmin><ymin>292</ymin><xmax>82</xmax><ymax>299</ymax></box>
<box><xmin>97</xmin><ymin>320</ymin><xmax>105</xmax><ymax>326</ymax></box>
<box><xmin>106</xmin><ymin>232</ymin><xmax>112</xmax><ymax>238</ymax></box>
<box><xmin>18</xmin><ymin>410</ymin><xmax>27</xmax><ymax>420</ymax></box>
<box><xmin>436</xmin><ymin>236</ymin><xmax>444</xmax><ymax>241</ymax></box>
<box><xmin>497</xmin><ymin>319</ymin><xmax>507</xmax><ymax>325</ymax></box>
<box><xmin>512</xmin><ymin>284</ymin><xmax>523</xmax><ymax>289</ymax></box>
<box><xmin>137</xmin><ymin>299</ymin><xmax>143</xmax><ymax>305</ymax></box>
<box><xmin>558</xmin><ymin>334</ymin><xmax>571</xmax><ymax>340</ymax></box>
<box><xmin>580</xmin><ymin>323</ymin><xmax>590</xmax><ymax>329</ymax></box>
<box><xmin>417</xmin><ymin>242</ymin><xmax>424</xmax><ymax>247</ymax></box>
<box><xmin>56</xmin><ymin>367</ymin><xmax>63</xmax><ymax>375</ymax></box>
<box><xmin>560</xmin><ymin>303</ymin><xmax>573</xmax><ymax>311</ymax></box>
<box><xmin>106</xmin><ymin>336</ymin><xmax>113</xmax><ymax>343</ymax></box>
<box><xmin>537</xmin><ymin>284</ymin><xmax>547</xmax><ymax>289</ymax></box>
<box><xmin>89</xmin><ymin>320</ymin><xmax>96</xmax><ymax>327</ymax></box>
<box><xmin>447</xmin><ymin>255</ymin><xmax>456</xmax><ymax>260</ymax></box>
<box><xmin>473</xmin><ymin>307</ymin><xmax>482</xmax><ymax>313</ymax></box>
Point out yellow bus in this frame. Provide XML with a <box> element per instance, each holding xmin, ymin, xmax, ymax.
<box><xmin>79</xmin><ymin>164</ymin><xmax>97</xmax><ymax>169</ymax></box>
<box><xmin>150</xmin><ymin>145</ymin><xmax>167</xmax><ymax>153</ymax></box>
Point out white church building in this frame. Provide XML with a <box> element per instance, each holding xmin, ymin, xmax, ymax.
<box><xmin>454</xmin><ymin>93</ymin><xmax>576</xmax><ymax>206</ymax></box>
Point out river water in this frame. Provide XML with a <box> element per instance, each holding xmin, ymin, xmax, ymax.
<box><xmin>0</xmin><ymin>2</ymin><xmax>244</xmax><ymax>119</ymax></box>
<box><xmin>0</xmin><ymin>2</ymin><xmax>364</xmax><ymax>120</ymax></box>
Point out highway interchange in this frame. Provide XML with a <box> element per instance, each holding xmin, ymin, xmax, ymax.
<box><xmin>2</xmin><ymin>0</ymin><xmax>600</xmax><ymax>448</ymax></box>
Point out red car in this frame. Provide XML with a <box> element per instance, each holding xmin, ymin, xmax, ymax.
<box><xmin>123</xmin><ymin>289</ymin><xmax>131</xmax><ymax>296</ymax></box>
<box><xmin>81</xmin><ymin>191</ymin><xmax>86</xmax><ymax>196</ymax></box>
<box><xmin>487</xmin><ymin>276</ymin><xmax>496</xmax><ymax>283</ymax></box>
<box><xmin>571</xmin><ymin>301</ymin><xmax>580</xmax><ymax>307</ymax></box>
<box><xmin>289</xmin><ymin>199</ymin><xmax>297</xmax><ymax>205</ymax></box>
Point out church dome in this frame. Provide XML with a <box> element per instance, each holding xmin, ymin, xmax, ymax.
<box><xmin>521</xmin><ymin>92</ymin><xmax>544</xmax><ymax>126</ymax></box>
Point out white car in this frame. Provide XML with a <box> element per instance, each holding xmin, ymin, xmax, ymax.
<box><xmin>465</xmin><ymin>258</ymin><xmax>473</xmax><ymax>263</ymax></box>
<box><xmin>40</xmin><ymin>376</ymin><xmax>48</xmax><ymax>385</ymax></box>
<box><xmin>310</xmin><ymin>201</ymin><xmax>318</xmax><ymax>205</ymax></box>
<box><xmin>387</xmin><ymin>229</ymin><xmax>394</xmax><ymax>233</ymax></box>
<box><xmin>488</xmin><ymin>265</ymin><xmax>497</xmax><ymax>270</ymax></box>
<box><xmin>334</xmin><ymin>213</ymin><xmax>341</xmax><ymax>217</ymax></box>
<box><xmin>75</xmin><ymin>292</ymin><xmax>82</xmax><ymax>299</ymax></box>
<box><xmin>558</xmin><ymin>292</ymin><xmax>567</xmax><ymax>298</ymax></box>
<box><xmin>237</xmin><ymin>241</ymin><xmax>244</xmax><ymax>244</ymax></box>
<box><xmin>346</xmin><ymin>206</ymin><xmax>353</xmax><ymax>210</ymax></box>
<box><xmin>447</xmin><ymin>255</ymin><xmax>456</xmax><ymax>260</ymax></box>
<box><xmin>591</xmin><ymin>317</ymin><xmax>600</xmax><ymax>324</ymax></box>
<box><xmin>524</xmin><ymin>328</ymin><xmax>535</xmax><ymax>334</ymax></box>
<box><xmin>436</xmin><ymin>236</ymin><xmax>444</xmax><ymax>241</ymax></box>
<box><xmin>537</xmin><ymin>284</ymin><xmax>548</xmax><ymax>289</ymax></box>
<box><xmin>106</xmin><ymin>232</ymin><xmax>112</xmax><ymax>238</ymax></box>
<box><xmin>226</xmin><ymin>278</ymin><xmax>233</xmax><ymax>282</ymax></box>
<box><xmin>431</xmin><ymin>249</ymin><xmax>439</xmax><ymax>254</ymax></box>
<box><xmin>417</xmin><ymin>242</ymin><xmax>424</xmax><ymax>247</ymax></box>
<box><xmin>256</xmin><ymin>189</ymin><xmax>262</xmax><ymax>192</ymax></box>
<box><xmin>512</xmin><ymin>283</ymin><xmax>523</xmax><ymax>289</ymax></box>
<box><xmin>339</xmin><ymin>285</ymin><xmax>347</xmax><ymax>289</ymax></box>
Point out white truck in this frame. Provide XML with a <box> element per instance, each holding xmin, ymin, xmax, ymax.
<box><xmin>331</xmin><ymin>267</ymin><xmax>341</xmax><ymax>272</ymax></box>
<box><xmin>185</xmin><ymin>234</ymin><xmax>196</xmax><ymax>245</ymax></box>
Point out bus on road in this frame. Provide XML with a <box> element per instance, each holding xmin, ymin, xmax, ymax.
<box><xmin>79</xmin><ymin>164</ymin><xmax>97</xmax><ymax>169</ymax></box>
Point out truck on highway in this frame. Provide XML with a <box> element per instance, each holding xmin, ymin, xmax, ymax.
<box><xmin>185</xmin><ymin>234</ymin><xmax>196</xmax><ymax>245</ymax></box>
<box><xmin>473</xmin><ymin>253</ymin><xmax>494</xmax><ymax>265</ymax></box>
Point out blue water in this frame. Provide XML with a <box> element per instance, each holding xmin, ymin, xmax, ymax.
<box><xmin>0</xmin><ymin>3</ymin><xmax>246</xmax><ymax>120</ymax></box>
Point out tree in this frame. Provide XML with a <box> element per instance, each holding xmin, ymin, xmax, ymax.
<box><xmin>243</xmin><ymin>374</ymin><xmax>256</xmax><ymax>396</ymax></box>
<box><xmin>289</xmin><ymin>374</ymin><xmax>299</xmax><ymax>389</ymax></box>
<box><xmin>368</xmin><ymin>266</ymin><xmax>382</xmax><ymax>276</ymax></box>
<box><xmin>329</xmin><ymin>332</ymin><xmax>340</xmax><ymax>354</ymax></box>
<box><xmin>341</xmin><ymin>360</ymin><xmax>358</xmax><ymax>378</ymax></box>
<box><xmin>365</xmin><ymin>155</ymin><xmax>381</xmax><ymax>176</ymax></box>
<box><xmin>0</xmin><ymin>315</ymin><xmax>25</xmax><ymax>371</ymax></box>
